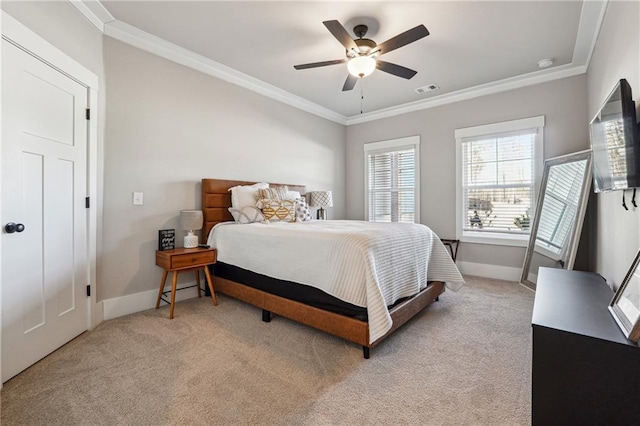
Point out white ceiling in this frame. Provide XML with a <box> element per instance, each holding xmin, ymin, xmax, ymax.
<box><xmin>78</xmin><ymin>1</ymin><xmax>607</xmax><ymax>124</ymax></box>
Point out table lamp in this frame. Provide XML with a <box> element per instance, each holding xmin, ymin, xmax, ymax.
<box><xmin>310</xmin><ymin>191</ymin><xmax>333</xmax><ymax>220</ymax></box>
<box><xmin>179</xmin><ymin>210</ymin><xmax>203</xmax><ymax>248</ymax></box>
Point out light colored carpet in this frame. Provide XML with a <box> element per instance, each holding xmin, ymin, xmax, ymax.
<box><xmin>1</xmin><ymin>275</ymin><xmax>534</xmax><ymax>425</ymax></box>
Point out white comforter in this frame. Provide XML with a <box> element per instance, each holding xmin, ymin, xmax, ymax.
<box><xmin>207</xmin><ymin>220</ymin><xmax>464</xmax><ymax>343</ymax></box>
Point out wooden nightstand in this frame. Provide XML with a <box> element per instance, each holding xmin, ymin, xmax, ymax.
<box><xmin>155</xmin><ymin>247</ymin><xmax>217</xmax><ymax>319</ymax></box>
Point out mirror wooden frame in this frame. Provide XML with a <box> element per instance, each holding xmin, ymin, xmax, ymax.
<box><xmin>520</xmin><ymin>150</ymin><xmax>593</xmax><ymax>289</ymax></box>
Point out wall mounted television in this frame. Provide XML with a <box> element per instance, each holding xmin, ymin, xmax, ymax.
<box><xmin>589</xmin><ymin>78</ymin><xmax>640</xmax><ymax>193</ymax></box>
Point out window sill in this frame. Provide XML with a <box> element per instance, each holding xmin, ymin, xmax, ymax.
<box><xmin>460</xmin><ymin>232</ymin><xmax>529</xmax><ymax>247</ymax></box>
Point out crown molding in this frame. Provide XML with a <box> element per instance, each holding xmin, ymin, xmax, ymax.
<box><xmin>346</xmin><ymin>64</ymin><xmax>587</xmax><ymax>125</ymax></box>
<box><xmin>103</xmin><ymin>20</ymin><xmax>347</xmax><ymax>125</ymax></box>
<box><xmin>346</xmin><ymin>0</ymin><xmax>608</xmax><ymax>125</ymax></box>
<box><xmin>572</xmin><ymin>0</ymin><xmax>609</xmax><ymax>67</ymax></box>
<box><xmin>67</xmin><ymin>0</ymin><xmax>346</xmax><ymax>124</ymax></box>
<box><xmin>69</xmin><ymin>0</ymin><xmax>114</xmax><ymax>33</ymax></box>
<box><xmin>69</xmin><ymin>0</ymin><xmax>607</xmax><ymax>127</ymax></box>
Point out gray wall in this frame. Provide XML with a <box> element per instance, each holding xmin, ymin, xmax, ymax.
<box><xmin>346</xmin><ymin>75</ymin><xmax>589</xmax><ymax>271</ymax></box>
<box><xmin>101</xmin><ymin>38</ymin><xmax>346</xmax><ymax>301</ymax></box>
<box><xmin>587</xmin><ymin>0</ymin><xmax>640</xmax><ymax>288</ymax></box>
<box><xmin>7</xmin><ymin>0</ymin><xmax>637</xmax><ymax>301</ymax></box>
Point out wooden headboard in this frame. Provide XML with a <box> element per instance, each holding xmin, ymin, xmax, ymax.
<box><xmin>201</xmin><ymin>179</ymin><xmax>306</xmax><ymax>243</ymax></box>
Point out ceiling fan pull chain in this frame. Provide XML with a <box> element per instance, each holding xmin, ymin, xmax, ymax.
<box><xmin>360</xmin><ymin>78</ymin><xmax>364</xmax><ymax>114</ymax></box>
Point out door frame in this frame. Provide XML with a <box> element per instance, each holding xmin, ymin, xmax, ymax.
<box><xmin>1</xmin><ymin>11</ymin><xmax>100</xmax><ymax>385</ymax></box>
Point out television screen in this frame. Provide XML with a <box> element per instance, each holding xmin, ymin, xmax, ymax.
<box><xmin>589</xmin><ymin>79</ymin><xmax>640</xmax><ymax>192</ymax></box>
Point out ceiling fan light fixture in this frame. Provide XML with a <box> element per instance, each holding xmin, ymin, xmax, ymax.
<box><xmin>347</xmin><ymin>55</ymin><xmax>376</xmax><ymax>78</ymax></box>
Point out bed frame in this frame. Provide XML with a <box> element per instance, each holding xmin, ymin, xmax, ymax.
<box><xmin>201</xmin><ymin>178</ymin><xmax>445</xmax><ymax>358</ymax></box>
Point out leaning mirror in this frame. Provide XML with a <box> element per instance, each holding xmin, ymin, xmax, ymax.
<box><xmin>521</xmin><ymin>150</ymin><xmax>593</xmax><ymax>289</ymax></box>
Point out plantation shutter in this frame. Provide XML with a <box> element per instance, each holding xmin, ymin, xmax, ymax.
<box><xmin>367</xmin><ymin>146</ymin><xmax>417</xmax><ymax>223</ymax></box>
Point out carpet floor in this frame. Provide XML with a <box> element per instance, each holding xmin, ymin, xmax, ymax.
<box><xmin>1</xmin><ymin>275</ymin><xmax>534</xmax><ymax>425</ymax></box>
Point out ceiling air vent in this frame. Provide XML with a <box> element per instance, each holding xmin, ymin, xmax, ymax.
<box><xmin>415</xmin><ymin>84</ymin><xmax>439</xmax><ymax>94</ymax></box>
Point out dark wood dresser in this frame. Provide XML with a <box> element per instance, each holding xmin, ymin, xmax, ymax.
<box><xmin>532</xmin><ymin>267</ymin><xmax>640</xmax><ymax>425</ymax></box>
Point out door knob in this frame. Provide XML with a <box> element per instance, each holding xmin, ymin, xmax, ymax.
<box><xmin>5</xmin><ymin>222</ymin><xmax>25</xmax><ymax>233</ymax></box>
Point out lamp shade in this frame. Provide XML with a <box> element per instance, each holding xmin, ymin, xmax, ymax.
<box><xmin>310</xmin><ymin>191</ymin><xmax>333</xmax><ymax>208</ymax></box>
<box><xmin>179</xmin><ymin>210</ymin><xmax>203</xmax><ymax>231</ymax></box>
<box><xmin>347</xmin><ymin>56</ymin><xmax>376</xmax><ymax>78</ymax></box>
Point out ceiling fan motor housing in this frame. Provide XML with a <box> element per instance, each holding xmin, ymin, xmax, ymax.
<box><xmin>347</xmin><ymin>38</ymin><xmax>377</xmax><ymax>58</ymax></box>
<box><xmin>349</xmin><ymin>24</ymin><xmax>377</xmax><ymax>56</ymax></box>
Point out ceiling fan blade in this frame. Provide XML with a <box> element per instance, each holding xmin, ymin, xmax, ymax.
<box><xmin>323</xmin><ymin>20</ymin><xmax>359</xmax><ymax>52</ymax></box>
<box><xmin>374</xmin><ymin>25</ymin><xmax>429</xmax><ymax>56</ymax></box>
<box><xmin>294</xmin><ymin>59</ymin><xmax>346</xmax><ymax>70</ymax></box>
<box><xmin>342</xmin><ymin>74</ymin><xmax>358</xmax><ymax>91</ymax></box>
<box><xmin>376</xmin><ymin>60</ymin><xmax>418</xmax><ymax>79</ymax></box>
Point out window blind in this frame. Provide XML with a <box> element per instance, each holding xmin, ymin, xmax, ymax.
<box><xmin>461</xmin><ymin>129</ymin><xmax>536</xmax><ymax>234</ymax></box>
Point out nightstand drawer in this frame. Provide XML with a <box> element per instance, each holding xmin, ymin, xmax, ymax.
<box><xmin>171</xmin><ymin>250</ymin><xmax>216</xmax><ymax>269</ymax></box>
<box><xmin>156</xmin><ymin>248</ymin><xmax>217</xmax><ymax>271</ymax></box>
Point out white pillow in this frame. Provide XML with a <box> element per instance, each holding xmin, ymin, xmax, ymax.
<box><xmin>229</xmin><ymin>182</ymin><xmax>268</xmax><ymax>209</ymax></box>
<box><xmin>285</xmin><ymin>190</ymin><xmax>301</xmax><ymax>199</ymax></box>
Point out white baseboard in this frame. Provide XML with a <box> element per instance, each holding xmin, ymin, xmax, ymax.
<box><xmin>102</xmin><ymin>284</ymin><xmax>201</xmax><ymax>320</ymax></box>
<box><xmin>91</xmin><ymin>300</ymin><xmax>104</xmax><ymax>329</ymax></box>
<box><xmin>457</xmin><ymin>261</ymin><xmax>522</xmax><ymax>282</ymax></box>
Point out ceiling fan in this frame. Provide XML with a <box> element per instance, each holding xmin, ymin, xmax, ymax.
<box><xmin>294</xmin><ymin>20</ymin><xmax>429</xmax><ymax>91</ymax></box>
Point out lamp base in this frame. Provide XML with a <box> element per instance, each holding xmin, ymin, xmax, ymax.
<box><xmin>317</xmin><ymin>207</ymin><xmax>326</xmax><ymax>220</ymax></box>
<box><xmin>184</xmin><ymin>231</ymin><xmax>198</xmax><ymax>248</ymax></box>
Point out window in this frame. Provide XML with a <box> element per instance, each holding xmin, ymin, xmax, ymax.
<box><xmin>455</xmin><ymin>117</ymin><xmax>544</xmax><ymax>246</ymax></box>
<box><xmin>364</xmin><ymin>136</ymin><xmax>420</xmax><ymax>223</ymax></box>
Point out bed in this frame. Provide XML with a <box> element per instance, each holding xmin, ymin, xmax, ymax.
<box><xmin>201</xmin><ymin>178</ymin><xmax>464</xmax><ymax>358</ymax></box>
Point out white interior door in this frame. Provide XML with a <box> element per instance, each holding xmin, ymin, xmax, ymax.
<box><xmin>1</xmin><ymin>39</ymin><xmax>89</xmax><ymax>382</ymax></box>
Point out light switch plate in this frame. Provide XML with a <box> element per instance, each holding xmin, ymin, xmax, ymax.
<box><xmin>133</xmin><ymin>192</ymin><xmax>143</xmax><ymax>205</ymax></box>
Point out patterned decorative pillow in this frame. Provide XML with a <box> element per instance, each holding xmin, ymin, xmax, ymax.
<box><xmin>295</xmin><ymin>197</ymin><xmax>312</xmax><ymax>222</ymax></box>
<box><xmin>258</xmin><ymin>186</ymin><xmax>289</xmax><ymax>200</ymax></box>
<box><xmin>228</xmin><ymin>206</ymin><xmax>265</xmax><ymax>224</ymax></box>
<box><xmin>257</xmin><ymin>198</ymin><xmax>296</xmax><ymax>222</ymax></box>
